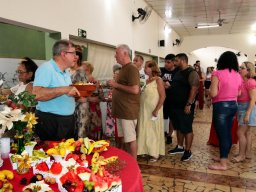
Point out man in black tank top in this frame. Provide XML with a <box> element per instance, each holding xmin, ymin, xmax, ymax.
<box><xmin>168</xmin><ymin>53</ymin><xmax>199</xmax><ymax>161</ymax></box>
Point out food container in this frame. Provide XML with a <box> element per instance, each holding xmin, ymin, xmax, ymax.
<box><xmin>72</xmin><ymin>84</ymin><xmax>97</xmax><ymax>97</ymax></box>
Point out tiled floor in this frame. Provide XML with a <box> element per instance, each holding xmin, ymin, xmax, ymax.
<box><xmin>138</xmin><ymin>107</ymin><xmax>256</xmax><ymax>192</ymax></box>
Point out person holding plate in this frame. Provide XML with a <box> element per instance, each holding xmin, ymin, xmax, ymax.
<box><xmin>33</xmin><ymin>40</ymin><xmax>80</xmax><ymax>141</ymax></box>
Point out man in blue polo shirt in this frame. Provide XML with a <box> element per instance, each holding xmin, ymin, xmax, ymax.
<box><xmin>33</xmin><ymin>40</ymin><xmax>80</xmax><ymax>141</ymax></box>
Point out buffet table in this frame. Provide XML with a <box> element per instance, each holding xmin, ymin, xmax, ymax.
<box><xmin>0</xmin><ymin>146</ymin><xmax>144</xmax><ymax>192</ymax></box>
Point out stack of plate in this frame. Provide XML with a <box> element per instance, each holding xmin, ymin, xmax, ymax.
<box><xmin>0</xmin><ymin>158</ymin><xmax>3</xmax><ymax>167</ymax></box>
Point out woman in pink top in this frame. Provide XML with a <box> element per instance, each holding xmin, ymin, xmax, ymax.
<box><xmin>208</xmin><ymin>51</ymin><xmax>242</xmax><ymax>170</ymax></box>
<box><xmin>233</xmin><ymin>61</ymin><xmax>256</xmax><ymax>162</ymax></box>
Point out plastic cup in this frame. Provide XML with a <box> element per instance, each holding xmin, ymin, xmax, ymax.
<box><xmin>0</xmin><ymin>137</ymin><xmax>10</xmax><ymax>158</ymax></box>
<box><xmin>24</xmin><ymin>141</ymin><xmax>37</xmax><ymax>156</ymax></box>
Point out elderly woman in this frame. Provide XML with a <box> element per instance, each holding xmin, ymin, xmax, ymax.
<box><xmin>233</xmin><ymin>61</ymin><xmax>256</xmax><ymax>162</ymax></box>
<box><xmin>81</xmin><ymin>61</ymin><xmax>104</xmax><ymax>140</ymax></box>
<box><xmin>137</xmin><ymin>60</ymin><xmax>166</xmax><ymax>162</ymax></box>
<box><xmin>0</xmin><ymin>57</ymin><xmax>38</xmax><ymax>95</ymax></box>
<box><xmin>70</xmin><ymin>46</ymin><xmax>90</xmax><ymax>139</ymax></box>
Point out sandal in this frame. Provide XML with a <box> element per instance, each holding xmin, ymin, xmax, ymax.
<box><xmin>149</xmin><ymin>157</ymin><xmax>158</xmax><ymax>162</ymax></box>
<box><xmin>231</xmin><ymin>156</ymin><xmax>245</xmax><ymax>163</ymax></box>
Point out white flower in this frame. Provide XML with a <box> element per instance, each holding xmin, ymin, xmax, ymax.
<box><xmin>0</xmin><ymin>106</ymin><xmax>24</xmax><ymax>132</ymax></box>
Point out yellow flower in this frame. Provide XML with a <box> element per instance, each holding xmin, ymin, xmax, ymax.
<box><xmin>22</xmin><ymin>112</ymin><xmax>38</xmax><ymax>129</ymax></box>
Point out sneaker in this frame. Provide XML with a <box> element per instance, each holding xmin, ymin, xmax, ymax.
<box><xmin>166</xmin><ymin>136</ymin><xmax>172</xmax><ymax>144</ymax></box>
<box><xmin>168</xmin><ymin>145</ymin><xmax>184</xmax><ymax>155</ymax></box>
<box><xmin>181</xmin><ymin>150</ymin><xmax>193</xmax><ymax>161</ymax></box>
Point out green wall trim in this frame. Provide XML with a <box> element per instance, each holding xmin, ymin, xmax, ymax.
<box><xmin>0</xmin><ymin>23</ymin><xmax>61</xmax><ymax>60</ymax></box>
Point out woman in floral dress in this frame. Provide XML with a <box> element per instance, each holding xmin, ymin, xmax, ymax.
<box><xmin>70</xmin><ymin>46</ymin><xmax>90</xmax><ymax>139</ymax></box>
<box><xmin>82</xmin><ymin>61</ymin><xmax>104</xmax><ymax>140</ymax></box>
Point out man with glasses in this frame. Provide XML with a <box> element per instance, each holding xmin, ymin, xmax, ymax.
<box><xmin>160</xmin><ymin>54</ymin><xmax>179</xmax><ymax>145</ymax></box>
<box><xmin>33</xmin><ymin>39</ymin><xmax>80</xmax><ymax>141</ymax></box>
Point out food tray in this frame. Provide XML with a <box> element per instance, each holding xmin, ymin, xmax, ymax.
<box><xmin>72</xmin><ymin>84</ymin><xmax>97</xmax><ymax>97</ymax></box>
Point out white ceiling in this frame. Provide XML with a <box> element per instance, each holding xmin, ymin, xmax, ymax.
<box><xmin>145</xmin><ymin>0</ymin><xmax>256</xmax><ymax>37</ymax></box>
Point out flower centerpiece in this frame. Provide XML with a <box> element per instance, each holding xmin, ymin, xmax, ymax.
<box><xmin>0</xmin><ymin>91</ymin><xmax>38</xmax><ymax>154</ymax></box>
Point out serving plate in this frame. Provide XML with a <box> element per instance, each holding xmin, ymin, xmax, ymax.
<box><xmin>72</xmin><ymin>84</ymin><xmax>97</xmax><ymax>97</ymax></box>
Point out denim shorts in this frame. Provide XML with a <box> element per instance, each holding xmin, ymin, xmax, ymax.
<box><xmin>238</xmin><ymin>102</ymin><xmax>256</xmax><ymax>126</ymax></box>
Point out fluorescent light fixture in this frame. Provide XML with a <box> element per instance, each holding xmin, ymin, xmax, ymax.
<box><xmin>165</xmin><ymin>8</ymin><xmax>172</xmax><ymax>18</ymax></box>
<box><xmin>195</xmin><ymin>24</ymin><xmax>220</xmax><ymax>29</ymax></box>
<box><xmin>164</xmin><ymin>24</ymin><xmax>172</xmax><ymax>34</ymax></box>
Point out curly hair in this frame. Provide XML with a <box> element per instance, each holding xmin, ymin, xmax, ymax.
<box><xmin>20</xmin><ymin>57</ymin><xmax>38</xmax><ymax>82</ymax></box>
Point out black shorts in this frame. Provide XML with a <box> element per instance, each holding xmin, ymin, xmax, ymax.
<box><xmin>170</xmin><ymin>107</ymin><xmax>194</xmax><ymax>134</ymax></box>
<box><xmin>163</xmin><ymin>98</ymin><xmax>173</xmax><ymax>120</ymax></box>
<box><xmin>35</xmin><ymin>110</ymin><xmax>75</xmax><ymax>141</ymax></box>
<box><xmin>204</xmin><ymin>81</ymin><xmax>211</xmax><ymax>89</ymax></box>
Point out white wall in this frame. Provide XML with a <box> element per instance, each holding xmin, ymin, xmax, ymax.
<box><xmin>190</xmin><ymin>47</ymin><xmax>248</xmax><ymax>73</ymax></box>
<box><xmin>0</xmin><ymin>0</ymin><xmax>180</xmax><ymax>58</ymax></box>
<box><xmin>2</xmin><ymin>0</ymin><xmax>255</xmax><ymax>78</ymax></box>
<box><xmin>182</xmin><ymin>33</ymin><xmax>256</xmax><ymax>63</ymax></box>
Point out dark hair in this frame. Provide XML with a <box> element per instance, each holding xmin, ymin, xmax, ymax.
<box><xmin>52</xmin><ymin>39</ymin><xmax>75</xmax><ymax>56</ymax></box>
<box><xmin>146</xmin><ymin>60</ymin><xmax>160</xmax><ymax>77</ymax></box>
<box><xmin>194</xmin><ymin>64</ymin><xmax>202</xmax><ymax>78</ymax></box>
<box><xmin>135</xmin><ymin>55</ymin><xmax>144</xmax><ymax>62</ymax></box>
<box><xmin>176</xmin><ymin>53</ymin><xmax>188</xmax><ymax>63</ymax></box>
<box><xmin>196</xmin><ymin>60</ymin><xmax>200</xmax><ymax>63</ymax></box>
<box><xmin>75</xmin><ymin>45</ymin><xmax>83</xmax><ymax>66</ymax></box>
<box><xmin>20</xmin><ymin>57</ymin><xmax>38</xmax><ymax>82</ymax></box>
<box><xmin>165</xmin><ymin>54</ymin><xmax>175</xmax><ymax>61</ymax></box>
<box><xmin>217</xmin><ymin>51</ymin><xmax>239</xmax><ymax>72</ymax></box>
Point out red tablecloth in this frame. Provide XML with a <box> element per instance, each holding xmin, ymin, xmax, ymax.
<box><xmin>0</xmin><ymin>146</ymin><xmax>144</xmax><ymax>192</ymax></box>
<box><xmin>207</xmin><ymin>116</ymin><xmax>238</xmax><ymax>146</ymax></box>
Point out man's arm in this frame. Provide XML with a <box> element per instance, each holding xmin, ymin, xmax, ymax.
<box><xmin>187</xmin><ymin>71</ymin><xmax>200</xmax><ymax>104</ymax></box>
<box><xmin>184</xmin><ymin>71</ymin><xmax>199</xmax><ymax>114</ymax></box>
<box><xmin>209</xmin><ymin>76</ymin><xmax>218</xmax><ymax>98</ymax></box>
<box><xmin>107</xmin><ymin>80</ymin><xmax>140</xmax><ymax>95</ymax></box>
<box><xmin>32</xmin><ymin>86</ymin><xmax>80</xmax><ymax>101</ymax></box>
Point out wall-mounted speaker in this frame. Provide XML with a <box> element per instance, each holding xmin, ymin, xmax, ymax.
<box><xmin>159</xmin><ymin>40</ymin><xmax>165</xmax><ymax>47</ymax></box>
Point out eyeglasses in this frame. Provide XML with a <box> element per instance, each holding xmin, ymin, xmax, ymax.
<box><xmin>239</xmin><ymin>66</ymin><xmax>246</xmax><ymax>70</ymax></box>
<box><xmin>64</xmin><ymin>51</ymin><xmax>76</xmax><ymax>55</ymax></box>
<box><xmin>16</xmin><ymin>70</ymin><xmax>27</xmax><ymax>74</ymax></box>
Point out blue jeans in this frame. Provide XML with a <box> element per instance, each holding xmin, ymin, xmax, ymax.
<box><xmin>213</xmin><ymin>101</ymin><xmax>237</xmax><ymax>158</ymax></box>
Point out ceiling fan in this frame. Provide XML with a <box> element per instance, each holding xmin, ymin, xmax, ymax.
<box><xmin>132</xmin><ymin>6</ymin><xmax>152</xmax><ymax>24</ymax></box>
<box><xmin>195</xmin><ymin>10</ymin><xmax>227</xmax><ymax>29</ymax></box>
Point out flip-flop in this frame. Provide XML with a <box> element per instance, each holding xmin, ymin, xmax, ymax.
<box><xmin>149</xmin><ymin>157</ymin><xmax>158</xmax><ymax>162</ymax></box>
<box><xmin>232</xmin><ymin>157</ymin><xmax>245</xmax><ymax>163</ymax></box>
<box><xmin>208</xmin><ymin>163</ymin><xmax>227</xmax><ymax>170</ymax></box>
<box><xmin>246</xmin><ymin>156</ymin><xmax>252</xmax><ymax>159</ymax></box>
